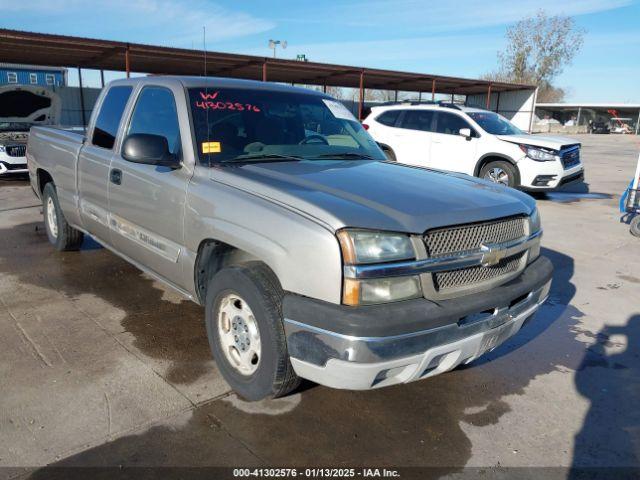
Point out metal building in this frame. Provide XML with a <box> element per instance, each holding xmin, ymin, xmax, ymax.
<box><xmin>0</xmin><ymin>63</ymin><xmax>66</xmax><ymax>87</ymax></box>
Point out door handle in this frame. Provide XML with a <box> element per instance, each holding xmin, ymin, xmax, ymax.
<box><xmin>110</xmin><ymin>168</ymin><xmax>122</xmax><ymax>185</ymax></box>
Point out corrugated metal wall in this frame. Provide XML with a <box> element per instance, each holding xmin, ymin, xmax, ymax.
<box><xmin>466</xmin><ymin>89</ymin><xmax>537</xmax><ymax>132</ymax></box>
<box><xmin>50</xmin><ymin>86</ymin><xmax>102</xmax><ymax>126</ymax></box>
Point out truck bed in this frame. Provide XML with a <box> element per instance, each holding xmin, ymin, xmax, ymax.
<box><xmin>27</xmin><ymin>125</ymin><xmax>86</xmax><ymax>216</ymax></box>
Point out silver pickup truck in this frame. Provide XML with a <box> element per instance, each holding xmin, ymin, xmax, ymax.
<box><xmin>27</xmin><ymin>76</ymin><xmax>553</xmax><ymax>401</ymax></box>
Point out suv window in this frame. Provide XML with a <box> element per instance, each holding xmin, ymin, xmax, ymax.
<box><xmin>399</xmin><ymin>110</ymin><xmax>435</xmax><ymax>132</ymax></box>
<box><xmin>376</xmin><ymin>110</ymin><xmax>401</xmax><ymax>127</ymax></box>
<box><xmin>435</xmin><ymin>112</ymin><xmax>473</xmax><ymax>135</ymax></box>
<box><xmin>92</xmin><ymin>86</ymin><xmax>133</xmax><ymax>149</ymax></box>
<box><xmin>126</xmin><ymin>86</ymin><xmax>181</xmax><ymax>156</ymax></box>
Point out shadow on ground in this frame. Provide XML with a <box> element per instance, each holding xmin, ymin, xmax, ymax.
<box><xmin>9</xmin><ymin>225</ymin><xmax>590</xmax><ymax>477</ymax></box>
<box><xmin>569</xmin><ymin>314</ymin><xmax>640</xmax><ymax>478</ymax></box>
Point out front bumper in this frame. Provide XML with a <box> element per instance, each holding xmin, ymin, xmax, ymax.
<box><xmin>284</xmin><ymin>256</ymin><xmax>553</xmax><ymax>390</ymax></box>
<box><xmin>0</xmin><ymin>161</ymin><xmax>28</xmax><ymax>175</ymax></box>
<box><xmin>518</xmin><ymin>156</ymin><xmax>584</xmax><ymax>191</ymax></box>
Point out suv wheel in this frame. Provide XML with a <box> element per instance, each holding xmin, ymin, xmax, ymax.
<box><xmin>204</xmin><ymin>262</ymin><xmax>300</xmax><ymax>401</ymax></box>
<box><xmin>42</xmin><ymin>183</ymin><xmax>84</xmax><ymax>251</ymax></box>
<box><xmin>480</xmin><ymin>160</ymin><xmax>517</xmax><ymax>188</ymax></box>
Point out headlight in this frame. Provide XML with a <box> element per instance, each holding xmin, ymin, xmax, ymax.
<box><xmin>528</xmin><ymin>207</ymin><xmax>542</xmax><ymax>263</ymax></box>
<box><xmin>337</xmin><ymin>229</ymin><xmax>415</xmax><ymax>264</ymax></box>
<box><xmin>529</xmin><ymin>207</ymin><xmax>541</xmax><ymax>233</ymax></box>
<box><xmin>520</xmin><ymin>144</ymin><xmax>557</xmax><ymax>162</ymax></box>
<box><xmin>0</xmin><ymin>145</ymin><xmax>5</xmax><ymax>153</ymax></box>
<box><xmin>337</xmin><ymin>229</ymin><xmax>421</xmax><ymax>305</ymax></box>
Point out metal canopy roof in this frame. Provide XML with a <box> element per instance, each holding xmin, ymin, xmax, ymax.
<box><xmin>0</xmin><ymin>29</ymin><xmax>533</xmax><ymax>95</ymax></box>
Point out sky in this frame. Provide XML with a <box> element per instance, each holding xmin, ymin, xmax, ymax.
<box><xmin>1</xmin><ymin>0</ymin><xmax>639</xmax><ymax>102</ymax></box>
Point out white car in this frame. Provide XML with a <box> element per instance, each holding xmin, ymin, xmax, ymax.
<box><xmin>363</xmin><ymin>103</ymin><xmax>584</xmax><ymax>190</ymax></box>
<box><xmin>0</xmin><ymin>85</ymin><xmax>60</xmax><ymax>176</ymax></box>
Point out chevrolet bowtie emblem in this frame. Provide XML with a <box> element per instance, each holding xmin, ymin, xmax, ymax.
<box><xmin>480</xmin><ymin>243</ymin><xmax>507</xmax><ymax>267</ymax></box>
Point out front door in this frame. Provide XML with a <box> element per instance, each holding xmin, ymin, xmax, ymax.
<box><xmin>107</xmin><ymin>85</ymin><xmax>190</xmax><ymax>284</ymax></box>
<box><xmin>429</xmin><ymin>111</ymin><xmax>478</xmax><ymax>175</ymax></box>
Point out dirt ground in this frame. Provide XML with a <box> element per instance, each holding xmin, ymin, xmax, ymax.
<box><xmin>1</xmin><ymin>134</ymin><xmax>638</xmax><ymax>479</ymax></box>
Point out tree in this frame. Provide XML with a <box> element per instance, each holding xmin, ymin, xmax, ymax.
<box><xmin>485</xmin><ymin>11</ymin><xmax>585</xmax><ymax>102</ymax></box>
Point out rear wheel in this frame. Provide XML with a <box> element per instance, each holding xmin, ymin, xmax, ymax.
<box><xmin>480</xmin><ymin>160</ymin><xmax>517</xmax><ymax>188</ymax></box>
<box><xmin>630</xmin><ymin>216</ymin><xmax>640</xmax><ymax>237</ymax></box>
<box><xmin>42</xmin><ymin>183</ymin><xmax>84</xmax><ymax>251</ymax></box>
<box><xmin>204</xmin><ymin>262</ymin><xmax>300</xmax><ymax>401</ymax></box>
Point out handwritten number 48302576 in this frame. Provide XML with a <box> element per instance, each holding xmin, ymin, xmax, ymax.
<box><xmin>195</xmin><ymin>91</ymin><xmax>261</xmax><ymax>112</ymax></box>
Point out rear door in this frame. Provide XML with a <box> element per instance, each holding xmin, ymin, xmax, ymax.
<box><xmin>107</xmin><ymin>84</ymin><xmax>191</xmax><ymax>283</ymax></box>
<box><xmin>78</xmin><ymin>85</ymin><xmax>133</xmax><ymax>243</ymax></box>
<box><xmin>429</xmin><ymin>111</ymin><xmax>478</xmax><ymax>174</ymax></box>
<box><xmin>392</xmin><ymin>109</ymin><xmax>435</xmax><ymax>166</ymax></box>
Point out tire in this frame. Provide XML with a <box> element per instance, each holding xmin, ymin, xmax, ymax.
<box><xmin>42</xmin><ymin>182</ymin><xmax>84</xmax><ymax>251</ymax></box>
<box><xmin>204</xmin><ymin>262</ymin><xmax>300</xmax><ymax>401</ymax></box>
<box><xmin>630</xmin><ymin>216</ymin><xmax>640</xmax><ymax>237</ymax></box>
<box><xmin>480</xmin><ymin>160</ymin><xmax>518</xmax><ymax>188</ymax></box>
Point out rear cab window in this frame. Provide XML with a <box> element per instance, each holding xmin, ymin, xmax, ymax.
<box><xmin>92</xmin><ymin>86</ymin><xmax>133</xmax><ymax>149</ymax></box>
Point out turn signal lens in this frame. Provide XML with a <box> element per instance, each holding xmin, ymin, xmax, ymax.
<box><xmin>342</xmin><ymin>278</ymin><xmax>361</xmax><ymax>306</ymax></box>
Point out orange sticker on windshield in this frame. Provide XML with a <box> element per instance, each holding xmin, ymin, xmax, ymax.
<box><xmin>202</xmin><ymin>141</ymin><xmax>221</xmax><ymax>154</ymax></box>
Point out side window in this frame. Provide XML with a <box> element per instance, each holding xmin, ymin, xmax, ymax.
<box><xmin>7</xmin><ymin>72</ymin><xmax>17</xmax><ymax>84</ymax></box>
<box><xmin>125</xmin><ymin>87</ymin><xmax>181</xmax><ymax>156</ymax></box>
<box><xmin>376</xmin><ymin>110</ymin><xmax>401</xmax><ymax>127</ymax></box>
<box><xmin>92</xmin><ymin>86</ymin><xmax>133</xmax><ymax>149</ymax></box>
<box><xmin>399</xmin><ymin>110</ymin><xmax>435</xmax><ymax>132</ymax></box>
<box><xmin>435</xmin><ymin>112</ymin><xmax>473</xmax><ymax>135</ymax></box>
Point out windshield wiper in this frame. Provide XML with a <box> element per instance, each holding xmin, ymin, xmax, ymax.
<box><xmin>314</xmin><ymin>152</ymin><xmax>375</xmax><ymax>160</ymax></box>
<box><xmin>223</xmin><ymin>153</ymin><xmax>305</xmax><ymax>164</ymax></box>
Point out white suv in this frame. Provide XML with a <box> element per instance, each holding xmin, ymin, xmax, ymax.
<box><xmin>363</xmin><ymin>103</ymin><xmax>584</xmax><ymax>190</ymax></box>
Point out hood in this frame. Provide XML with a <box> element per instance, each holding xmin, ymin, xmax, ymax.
<box><xmin>496</xmin><ymin>133</ymin><xmax>580</xmax><ymax>150</ymax></box>
<box><xmin>212</xmin><ymin>160</ymin><xmax>536</xmax><ymax>233</ymax></box>
<box><xmin>0</xmin><ymin>85</ymin><xmax>61</xmax><ymax>126</ymax></box>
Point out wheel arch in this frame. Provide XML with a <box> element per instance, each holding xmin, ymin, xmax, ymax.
<box><xmin>36</xmin><ymin>168</ymin><xmax>54</xmax><ymax>194</ymax></box>
<box><xmin>193</xmin><ymin>238</ymin><xmax>279</xmax><ymax>305</ymax></box>
<box><xmin>474</xmin><ymin>154</ymin><xmax>520</xmax><ymax>184</ymax></box>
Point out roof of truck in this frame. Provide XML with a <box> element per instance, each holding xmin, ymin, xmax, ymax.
<box><xmin>109</xmin><ymin>75</ymin><xmax>329</xmax><ymax>97</ymax></box>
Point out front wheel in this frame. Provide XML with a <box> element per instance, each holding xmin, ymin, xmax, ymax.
<box><xmin>42</xmin><ymin>183</ymin><xmax>84</xmax><ymax>251</ymax></box>
<box><xmin>630</xmin><ymin>216</ymin><xmax>640</xmax><ymax>237</ymax></box>
<box><xmin>204</xmin><ymin>262</ymin><xmax>300</xmax><ymax>401</ymax></box>
<box><xmin>480</xmin><ymin>160</ymin><xmax>517</xmax><ymax>188</ymax></box>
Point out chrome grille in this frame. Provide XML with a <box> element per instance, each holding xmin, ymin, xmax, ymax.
<box><xmin>6</xmin><ymin>145</ymin><xmax>26</xmax><ymax>157</ymax></box>
<box><xmin>424</xmin><ymin>216</ymin><xmax>527</xmax><ymax>257</ymax></box>
<box><xmin>423</xmin><ymin>216</ymin><xmax>528</xmax><ymax>294</ymax></box>
<box><xmin>434</xmin><ymin>251</ymin><xmax>526</xmax><ymax>290</ymax></box>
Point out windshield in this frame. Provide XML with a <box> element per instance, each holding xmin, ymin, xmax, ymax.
<box><xmin>467</xmin><ymin>112</ymin><xmax>523</xmax><ymax>135</ymax></box>
<box><xmin>188</xmin><ymin>87</ymin><xmax>386</xmax><ymax>164</ymax></box>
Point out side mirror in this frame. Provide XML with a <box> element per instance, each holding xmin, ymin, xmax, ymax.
<box><xmin>122</xmin><ymin>133</ymin><xmax>180</xmax><ymax>169</ymax></box>
<box><xmin>459</xmin><ymin>128</ymin><xmax>472</xmax><ymax>139</ymax></box>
